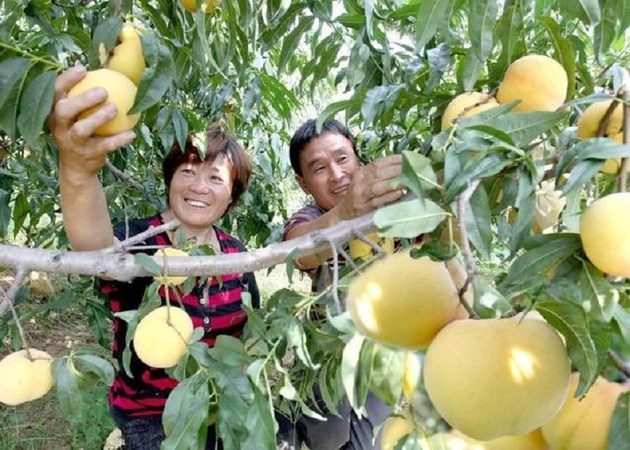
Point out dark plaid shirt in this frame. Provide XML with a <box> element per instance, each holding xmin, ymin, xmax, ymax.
<box><xmin>99</xmin><ymin>214</ymin><xmax>259</xmax><ymax>419</ymax></box>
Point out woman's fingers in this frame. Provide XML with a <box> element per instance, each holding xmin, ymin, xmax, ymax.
<box><xmin>54</xmin><ymin>87</ymin><xmax>109</xmax><ymax>131</ymax></box>
<box><xmin>70</xmin><ymin>103</ymin><xmax>117</xmax><ymax>139</ymax></box>
<box><xmin>95</xmin><ymin>131</ymin><xmax>137</xmax><ymax>154</ymax></box>
<box><xmin>53</xmin><ymin>65</ymin><xmax>87</xmax><ymax>102</ymax></box>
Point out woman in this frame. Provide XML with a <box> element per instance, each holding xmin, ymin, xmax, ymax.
<box><xmin>50</xmin><ymin>65</ymin><xmax>261</xmax><ymax>449</ymax></box>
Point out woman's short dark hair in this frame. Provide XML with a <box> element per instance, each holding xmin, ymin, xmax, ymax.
<box><xmin>162</xmin><ymin>124</ymin><xmax>251</xmax><ymax>213</ymax></box>
<box><xmin>289</xmin><ymin>119</ymin><xmax>357</xmax><ymax>176</ymax></box>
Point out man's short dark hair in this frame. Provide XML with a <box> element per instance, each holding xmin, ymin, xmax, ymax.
<box><xmin>289</xmin><ymin>119</ymin><xmax>357</xmax><ymax>176</ymax></box>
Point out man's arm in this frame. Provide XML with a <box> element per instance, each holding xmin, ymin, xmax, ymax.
<box><xmin>284</xmin><ymin>155</ymin><xmax>404</xmax><ymax>270</ymax></box>
<box><xmin>50</xmin><ymin>65</ymin><xmax>136</xmax><ymax>251</ymax></box>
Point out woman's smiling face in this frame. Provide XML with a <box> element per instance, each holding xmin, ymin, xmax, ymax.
<box><xmin>168</xmin><ymin>153</ymin><xmax>234</xmax><ymax>233</ymax></box>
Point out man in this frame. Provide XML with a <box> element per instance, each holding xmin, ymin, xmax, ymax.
<box><xmin>282</xmin><ymin>119</ymin><xmax>403</xmax><ymax>449</ymax></box>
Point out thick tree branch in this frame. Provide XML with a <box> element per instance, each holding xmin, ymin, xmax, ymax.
<box><xmin>0</xmin><ymin>210</ymin><xmax>381</xmax><ymax>282</ymax></box>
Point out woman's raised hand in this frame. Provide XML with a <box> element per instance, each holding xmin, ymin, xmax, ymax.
<box><xmin>49</xmin><ymin>64</ymin><xmax>136</xmax><ymax>181</ymax></box>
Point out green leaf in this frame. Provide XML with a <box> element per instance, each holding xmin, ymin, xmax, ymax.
<box><xmin>580</xmin><ymin>262</ymin><xmax>618</xmax><ymax>322</ymax></box>
<box><xmin>316</xmin><ymin>97</ymin><xmax>361</xmax><ymax>128</ymax></box>
<box><xmin>241</xmin><ymin>388</ymin><xmax>277</xmax><ymax>449</ymax></box>
<box><xmin>361</xmin><ymin>84</ymin><xmax>404</xmax><ymax>125</ymax></box>
<box><xmin>445</xmin><ymin>153</ymin><xmax>512</xmax><ymax>203</ymax></box>
<box><xmin>613</xmin><ymin>304</ymin><xmax>630</xmax><ymax>344</ymax></box>
<box><xmin>500</xmin><ymin>233</ymin><xmax>582</xmax><ymax>295</ymax></box>
<box><xmin>91</xmin><ymin>16</ymin><xmax>123</xmax><ymax>65</ymax></box>
<box><xmin>578</xmin><ymin>0</ymin><xmax>602</xmax><ymax>25</ymax></box>
<box><xmin>341</xmin><ymin>334</ymin><xmax>364</xmax><ymax>410</ymax></box>
<box><xmin>11</xmin><ymin>192</ymin><xmax>29</xmax><ymax>237</ymax></box>
<box><xmin>374</xmin><ymin>198</ymin><xmax>448</xmax><ymax>239</ymax></box>
<box><xmin>284</xmin><ymin>248</ymin><xmax>299</xmax><ymax>284</ymax></box>
<box><xmin>465</xmin><ymin>183</ymin><xmax>492</xmax><ymax>259</ymax></box>
<box><xmin>209</xmin><ymin>335</ymin><xmax>250</xmax><ymax>366</ymax></box>
<box><xmin>608</xmin><ymin>392</ymin><xmax>630</xmax><ymax>450</ymax></box>
<box><xmin>399</xmin><ymin>150</ymin><xmax>439</xmax><ymax>198</ymax></box>
<box><xmin>278</xmin><ymin>316</ymin><xmax>319</xmax><ymax>369</ymax></box>
<box><xmin>495</xmin><ymin>4</ymin><xmax>523</xmax><ymax>64</ymax></box>
<box><xmin>133</xmin><ymin>253</ymin><xmax>162</xmax><ymax>275</ymax></box>
<box><xmin>0</xmin><ymin>57</ymin><xmax>32</xmax><ymax>138</ymax></box>
<box><xmin>538</xmin><ymin>16</ymin><xmax>576</xmax><ymax>98</ymax></box>
<box><xmin>535</xmin><ymin>300</ymin><xmax>598</xmax><ymax>396</ymax></box>
<box><xmin>162</xmin><ymin>370</ymin><xmax>210</xmax><ymax>450</ymax></box>
<box><xmin>459</xmin><ymin>53</ymin><xmax>483</xmax><ymax>92</ymax></box>
<box><xmin>415</xmin><ymin>0</ymin><xmax>453</xmax><ymax>51</ymax></box>
<box><xmin>562</xmin><ymin>160</ymin><xmax>602</xmax><ymax>195</ymax></box>
<box><xmin>17</xmin><ymin>71</ymin><xmax>56</xmax><ymax>148</ymax></box>
<box><xmin>130</xmin><ymin>32</ymin><xmax>175</xmax><ymax>114</ymax></box>
<box><xmin>369</xmin><ymin>345</ymin><xmax>404</xmax><ymax>405</ymax></box>
<box><xmin>172</xmin><ymin>108</ymin><xmax>188</xmax><ymax>152</ymax></box>
<box><xmin>278</xmin><ymin>16</ymin><xmax>315</xmax><ymax>74</ymax></box>
<box><xmin>468</xmin><ymin>0</ymin><xmax>499</xmax><ymax>62</ymax></box>
<box><xmin>74</xmin><ymin>354</ymin><xmax>115</xmax><ymax>385</ymax></box>
<box><xmin>487</xmin><ymin>110</ymin><xmax>569</xmax><ymax>147</ymax></box>
<box><xmin>53</xmin><ymin>357</ymin><xmax>83</xmax><ymax>418</ymax></box>
<box><xmin>246</xmin><ymin>359</ymin><xmax>266</xmax><ymax>392</ymax></box>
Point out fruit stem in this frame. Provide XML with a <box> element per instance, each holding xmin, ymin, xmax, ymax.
<box><xmin>447</xmin><ymin>216</ymin><xmax>454</xmax><ymax>253</ymax></box>
<box><xmin>619</xmin><ymin>81</ymin><xmax>630</xmax><ymax>193</ymax></box>
<box><xmin>327</xmin><ymin>240</ymin><xmax>342</xmax><ymax>314</ymax></box>
<box><xmin>336</xmin><ymin>246</ymin><xmax>359</xmax><ymax>271</ymax></box>
<box><xmin>104</xmin><ymin>160</ymin><xmax>143</xmax><ymax>190</ymax></box>
<box><xmin>595</xmin><ymin>97</ymin><xmax>620</xmax><ymax>137</ymax></box>
<box><xmin>0</xmin><ymin>267</ymin><xmax>34</xmax><ymax>359</ymax></box>
<box><xmin>354</xmin><ymin>229</ymin><xmax>386</xmax><ymax>255</ymax></box>
<box><xmin>457</xmin><ymin>180</ymin><xmax>480</xmax><ymax>319</ymax></box>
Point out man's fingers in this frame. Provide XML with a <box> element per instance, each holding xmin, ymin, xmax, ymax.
<box><xmin>53</xmin><ymin>65</ymin><xmax>87</xmax><ymax>102</ymax></box>
<box><xmin>70</xmin><ymin>103</ymin><xmax>118</xmax><ymax>139</ymax></box>
<box><xmin>368</xmin><ymin>188</ymin><xmax>405</xmax><ymax>209</ymax></box>
<box><xmin>96</xmin><ymin>131</ymin><xmax>137</xmax><ymax>154</ymax></box>
<box><xmin>371</xmin><ymin>154</ymin><xmax>403</xmax><ymax>169</ymax></box>
<box><xmin>370</xmin><ymin>179</ymin><xmax>405</xmax><ymax>198</ymax></box>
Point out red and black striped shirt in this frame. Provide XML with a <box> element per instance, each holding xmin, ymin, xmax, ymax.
<box><xmin>99</xmin><ymin>214</ymin><xmax>259</xmax><ymax>419</ymax></box>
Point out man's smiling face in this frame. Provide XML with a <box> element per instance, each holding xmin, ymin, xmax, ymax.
<box><xmin>296</xmin><ymin>132</ymin><xmax>361</xmax><ymax>210</ymax></box>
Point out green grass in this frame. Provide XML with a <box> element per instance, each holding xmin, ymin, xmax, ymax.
<box><xmin>0</xmin><ymin>386</ymin><xmax>114</xmax><ymax>450</ymax></box>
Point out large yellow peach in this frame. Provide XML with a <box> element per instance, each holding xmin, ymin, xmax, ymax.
<box><xmin>580</xmin><ymin>192</ymin><xmax>630</xmax><ymax>277</ymax></box>
<box><xmin>179</xmin><ymin>0</ymin><xmax>220</xmax><ymax>13</ymax></box>
<box><xmin>348</xmin><ymin>232</ymin><xmax>395</xmax><ymax>260</ymax></box>
<box><xmin>577</xmin><ymin>99</ymin><xmax>623</xmax><ymax>174</ymax></box>
<box><xmin>542</xmin><ymin>373</ymin><xmax>626</xmax><ymax>450</ymax></box>
<box><xmin>67</xmin><ymin>69</ymin><xmax>139</xmax><ymax>136</ymax></box>
<box><xmin>0</xmin><ymin>349</ymin><xmax>54</xmax><ymax>405</ymax></box>
<box><xmin>105</xmin><ymin>23</ymin><xmax>145</xmax><ymax>85</ymax></box>
<box><xmin>448</xmin><ymin>428</ymin><xmax>549</xmax><ymax>449</ymax></box>
<box><xmin>497</xmin><ymin>55</ymin><xmax>567</xmax><ymax>112</ymax></box>
<box><xmin>441</xmin><ymin>92</ymin><xmax>499</xmax><ymax>130</ymax></box>
<box><xmin>153</xmin><ymin>247</ymin><xmax>189</xmax><ymax>286</ymax></box>
<box><xmin>347</xmin><ymin>252</ymin><xmax>469</xmax><ymax>349</ymax></box>
<box><xmin>133</xmin><ymin>306</ymin><xmax>194</xmax><ymax>368</ymax></box>
<box><xmin>423</xmin><ymin>317</ymin><xmax>570</xmax><ymax>441</ymax></box>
